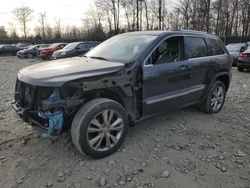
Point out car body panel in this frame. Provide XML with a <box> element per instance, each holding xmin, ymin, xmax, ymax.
<box><xmin>141</xmin><ymin>34</ymin><xmax>230</xmax><ymax>117</ymax></box>
<box><xmin>0</xmin><ymin>45</ymin><xmax>20</xmax><ymax>55</ymax></box>
<box><xmin>238</xmin><ymin>50</ymin><xmax>250</xmax><ymax>69</ymax></box>
<box><xmin>16</xmin><ymin>42</ymin><xmax>33</xmax><ymax>49</ymax></box>
<box><xmin>17</xmin><ymin>44</ymin><xmax>49</xmax><ymax>58</ymax></box>
<box><xmin>38</xmin><ymin>43</ymin><xmax>67</xmax><ymax>59</ymax></box>
<box><xmin>226</xmin><ymin>43</ymin><xmax>248</xmax><ymax>66</ymax></box>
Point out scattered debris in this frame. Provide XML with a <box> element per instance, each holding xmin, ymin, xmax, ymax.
<box><xmin>161</xmin><ymin>170</ymin><xmax>170</xmax><ymax>178</ymax></box>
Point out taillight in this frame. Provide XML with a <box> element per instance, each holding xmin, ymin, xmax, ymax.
<box><xmin>239</xmin><ymin>53</ymin><xmax>250</xmax><ymax>58</ymax></box>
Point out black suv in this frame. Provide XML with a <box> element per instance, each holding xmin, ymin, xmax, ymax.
<box><xmin>12</xmin><ymin>30</ymin><xmax>232</xmax><ymax>158</ymax></box>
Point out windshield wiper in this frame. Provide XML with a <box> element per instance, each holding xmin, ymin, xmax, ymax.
<box><xmin>89</xmin><ymin>56</ymin><xmax>109</xmax><ymax>61</ymax></box>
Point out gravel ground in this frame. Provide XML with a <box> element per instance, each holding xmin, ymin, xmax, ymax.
<box><xmin>0</xmin><ymin>56</ymin><xmax>249</xmax><ymax>188</ymax></box>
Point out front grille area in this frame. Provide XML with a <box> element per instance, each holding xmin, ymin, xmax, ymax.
<box><xmin>15</xmin><ymin>79</ymin><xmax>35</xmax><ymax>108</ymax></box>
<box><xmin>15</xmin><ymin>79</ymin><xmax>25</xmax><ymax>107</ymax></box>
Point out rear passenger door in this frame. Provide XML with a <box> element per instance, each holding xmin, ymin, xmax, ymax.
<box><xmin>182</xmin><ymin>36</ymin><xmax>211</xmax><ymax>102</ymax></box>
<box><xmin>204</xmin><ymin>38</ymin><xmax>228</xmax><ymax>76</ymax></box>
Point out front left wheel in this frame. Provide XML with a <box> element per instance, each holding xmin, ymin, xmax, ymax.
<box><xmin>71</xmin><ymin>98</ymin><xmax>128</xmax><ymax>158</ymax></box>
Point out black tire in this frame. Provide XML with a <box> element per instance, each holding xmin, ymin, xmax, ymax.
<box><xmin>47</xmin><ymin>52</ymin><xmax>53</xmax><ymax>60</ymax></box>
<box><xmin>199</xmin><ymin>81</ymin><xmax>226</xmax><ymax>114</ymax></box>
<box><xmin>238</xmin><ymin>67</ymin><xmax>243</xmax><ymax>72</ymax></box>
<box><xmin>71</xmin><ymin>98</ymin><xmax>128</xmax><ymax>158</ymax></box>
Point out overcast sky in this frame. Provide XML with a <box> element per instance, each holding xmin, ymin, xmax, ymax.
<box><xmin>0</xmin><ymin>0</ymin><xmax>93</xmax><ymax>34</ymax></box>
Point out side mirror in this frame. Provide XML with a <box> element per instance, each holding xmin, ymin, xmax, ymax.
<box><xmin>240</xmin><ymin>48</ymin><xmax>245</xmax><ymax>53</ymax></box>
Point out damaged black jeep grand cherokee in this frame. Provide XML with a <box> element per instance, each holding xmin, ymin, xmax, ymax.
<box><xmin>12</xmin><ymin>30</ymin><xmax>232</xmax><ymax>158</ymax></box>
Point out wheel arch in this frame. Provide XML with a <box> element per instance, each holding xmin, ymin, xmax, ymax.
<box><xmin>201</xmin><ymin>72</ymin><xmax>231</xmax><ymax>102</ymax></box>
<box><xmin>216</xmin><ymin>73</ymin><xmax>230</xmax><ymax>91</ymax></box>
<box><xmin>84</xmin><ymin>88</ymin><xmax>137</xmax><ymax>123</ymax></box>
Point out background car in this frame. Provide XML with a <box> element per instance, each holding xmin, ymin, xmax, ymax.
<box><xmin>52</xmin><ymin>41</ymin><xmax>100</xmax><ymax>59</ymax></box>
<box><xmin>38</xmin><ymin>43</ymin><xmax>67</xmax><ymax>59</ymax></box>
<box><xmin>237</xmin><ymin>47</ymin><xmax>250</xmax><ymax>72</ymax></box>
<box><xmin>226</xmin><ymin>43</ymin><xmax>247</xmax><ymax>66</ymax></box>
<box><xmin>0</xmin><ymin>45</ymin><xmax>20</xmax><ymax>56</ymax></box>
<box><xmin>17</xmin><ymin>44</ymin><xmax>50</xmax><ymax>59</ymax></box>
<box><xmin>16</xmin><ymin>42</ymin><xmax>33</xmax><ymax>50</ymax></box>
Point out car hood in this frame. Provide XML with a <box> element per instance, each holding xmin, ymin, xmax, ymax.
<box><xmin>54</xmin><ymin>49</ymin><xmax>71</xmax><ymax>54</ymax></box>
<box><xmin>18</xmin><ymin>57</ymin><xmax>125</xmax><ymax>87</ymax></box>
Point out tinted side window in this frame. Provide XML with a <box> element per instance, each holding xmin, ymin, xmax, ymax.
<box><xmin>205</xmin><ymin>38</ymin><xmax>225</xmax><ymax>56</ymax></box>
<box><xmin>86</xmin><ymin>43</ymin><xmax>97</xmax><ymax>48</ymax></box>
<box><xmin>146</xmin><ymin>36</ymin><xmax>183</xmax><ymax>65</ymax></box>
<box><xmin>78</xmin><ymin>43</ymin><xmax>86</xmax><ymax>49</ymax></box>
<box><xmin>5</xmin><ymin>46</ymin><xmax>13</xmax><ymax>49</ymax></box>
<box><xmin>184</xmin><ymin>37</ymin><xmax>207</xmax><ymax>59</ymax></box>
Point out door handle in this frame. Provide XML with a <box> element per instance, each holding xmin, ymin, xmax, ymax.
<box><xmin>179</xmin><ymin>65</ymin><xmax>190</xmax><ymax>71</ymax></box>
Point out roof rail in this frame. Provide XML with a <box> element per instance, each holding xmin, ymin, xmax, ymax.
<box><xmin>171</xmin><ymin>29</ymin><xmax>208</xmax><ymax>34</ymax></box>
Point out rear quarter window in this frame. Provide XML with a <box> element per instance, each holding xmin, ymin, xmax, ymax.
<box><xmin>184</xmin><ymin>37</ymin><xmax>207</xmax><ymax>59</ymax></box>
<box><xmin>205</xmin><ymin>38</ymin><xmax>225</xmax><ymax>56</ymax></box>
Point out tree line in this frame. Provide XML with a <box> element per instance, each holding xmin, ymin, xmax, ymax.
<box><xmin>0</xmin><ymin>0</ymin><xmax>250</xmax><ymax>42</ymax></box>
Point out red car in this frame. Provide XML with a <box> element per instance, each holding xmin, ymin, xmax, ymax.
<box><xmin>38</xmin><ymin>43</ymin><xmax>67</xmax><ymax>59</ymax></box>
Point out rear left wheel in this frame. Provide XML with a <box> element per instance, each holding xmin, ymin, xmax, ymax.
<box><xmin>71</xmin><ymin>98</ymin><xmax>128</xmax><ymax>158</ymax></box>
<box><xmin>199</xmin><ymin>81</ymin><xmax>226</xmax><ymax>114</ymax></box>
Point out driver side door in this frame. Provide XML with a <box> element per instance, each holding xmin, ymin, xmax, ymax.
<box><xmin>142</xmin><ymin>36</ymin><xmax>205</xmax><ymax>117</ymax></box>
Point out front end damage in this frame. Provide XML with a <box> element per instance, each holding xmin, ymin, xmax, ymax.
<box><xmin>12</xmin><ymin>61</ymin><xmax>141</xmax><ymax>137</ymax></box>
<box><xmin>12</xmin><ymin>80</ymin><xmax>84</xmax><ymax>137</ymax></box>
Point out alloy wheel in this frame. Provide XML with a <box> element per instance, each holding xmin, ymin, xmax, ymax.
<box><xmin>211</xmin><ymin>85</ymin><xmax>225</xmax><ymax>111</ymax></box>
<box><xmin>87</xmin><ymin>110</ymin><xmax>124</xmax><ymax>151</ymax></box>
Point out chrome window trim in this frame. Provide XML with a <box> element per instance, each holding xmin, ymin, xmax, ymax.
<box><xmin>143</xmin><ymin>34</ymin><xmax>227</xmax><ymax>67</ymax></box>
<box><xmin>187</xmin><ymin>54</ymin><xmax>227</xmax><ymax>61</ymax></box>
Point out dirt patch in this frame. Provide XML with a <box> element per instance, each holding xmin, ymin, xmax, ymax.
<box><xmin>0</xmin><ymin>56</ymin><xmax>249</xmax><ymax>188</ymax></box>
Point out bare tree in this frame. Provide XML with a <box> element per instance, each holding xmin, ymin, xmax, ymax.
<box><xmin>12</xmin><ymin>6</ymin><xmax>33</xmax><ymax>39</ymax></box>
<box><xmin>0</xmin><ymin>26</ymin><xmax>8</xmax><ymax>40</ymax></box>
<box><xmin>8</xmin><ymin>22</ymin><xmax>19</xmax><ymax>39</ymax></box>
<box><xmin>45</xmin><ymin>24</ymin><xmax>53</xmax><ymax>39</ymax></box>
<box><xmin>158</xmin><ymin>0</ymin><xmax>162</xmax><ymax>30</ymax></box>
<box><xmin>38</xmin><ymin>12</ymin><xmax>47</xmax><ymax>38</ymax></box>
<box><xmin>54</xmin><ymin>19</ymin><xmax>62</xmax><ymax>39</ymax></box>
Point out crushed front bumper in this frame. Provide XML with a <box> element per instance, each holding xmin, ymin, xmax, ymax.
<box><xmin>11</xmin><ymin>101</ymin><xmax>47</xmax><ymax>133</ymax></box>
<box><xmin>11</xmin><ymin>101</ymin><xmax>29</xmax><ymax>122</ymax></box>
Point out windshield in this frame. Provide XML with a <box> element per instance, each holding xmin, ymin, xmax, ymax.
<box><xmin>85</xmin><ymin>34</ymin><xmax>157</xmax><ymax>62</ymax></box>
<box><xmin>226</xmin><ymin>45</ymin><xmax>242</xmax><ymax>52</ymax></box>
<box><xmin>27</xmin><ymin>45</ymin><xmax>38</xmax><ymax>50</ymax></box>
<box><xmin>49</xmin><ymin>43</ymin><xmax>60</xmax><ymax>48</ymax></box>
<box><xmin>64</xmin><ymin>43</ymin><xmax>80</xmax><ymax>50</ymax></box>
